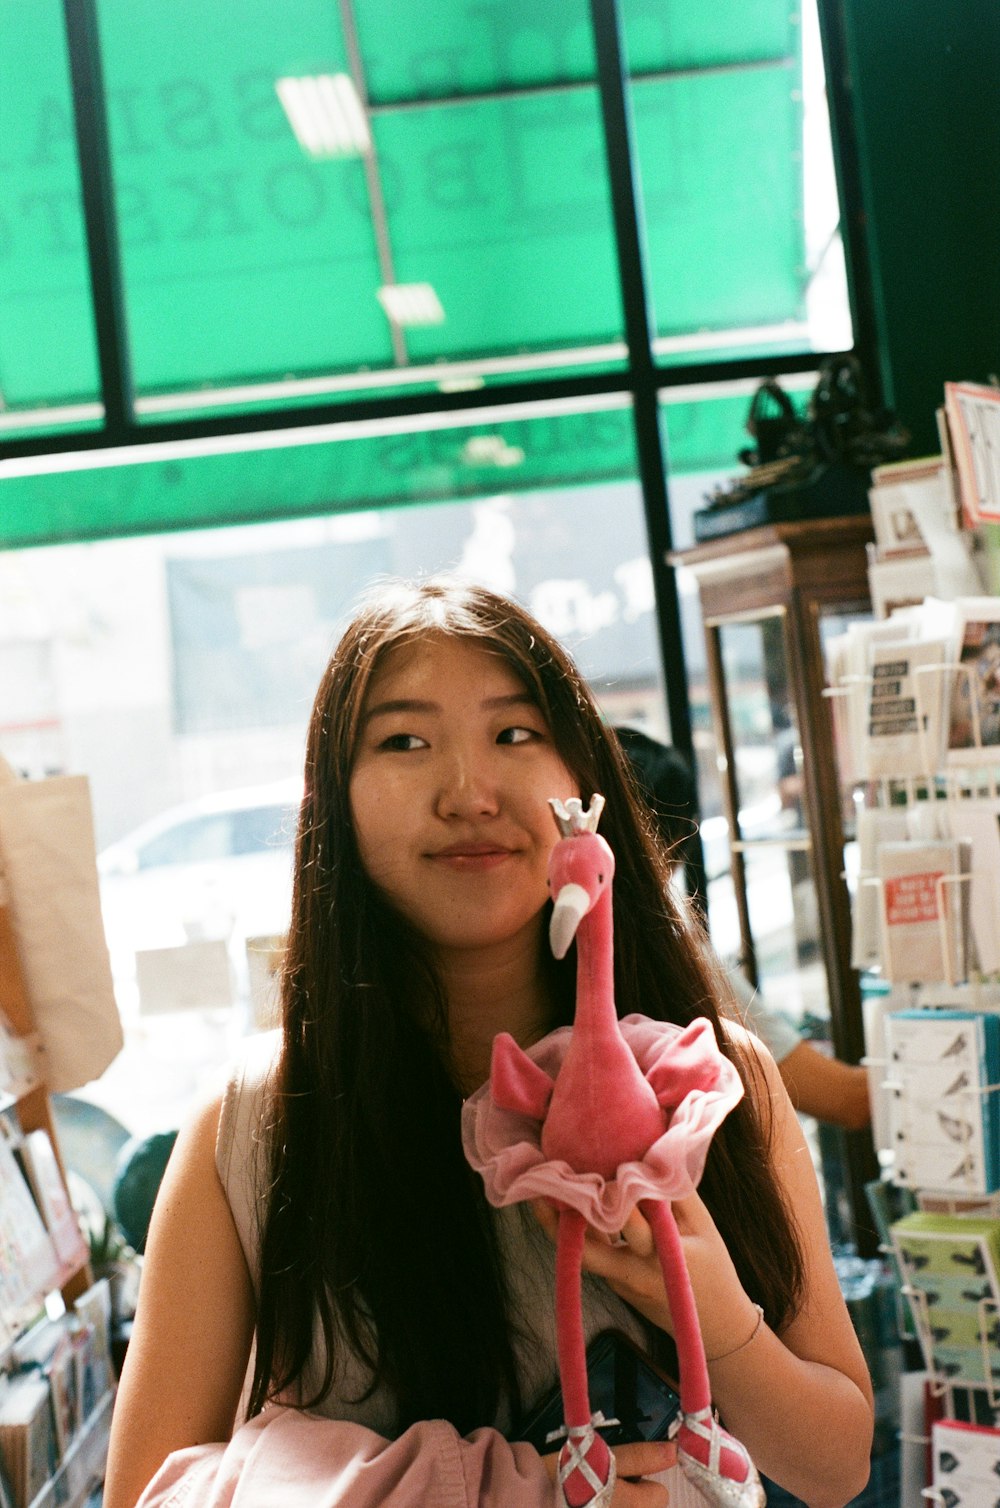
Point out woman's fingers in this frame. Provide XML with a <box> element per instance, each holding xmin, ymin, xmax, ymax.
<box><xmin>530</xmin><ymin>1200</ymin><xmax>655</xmax><ymax>1254</ymax></box>
<box><xmin>613</xmin><ymin>1482</ymin><xmax>671</xmax><ymax>1506</ymax></box>
<box><xmin>669</xmin><ymin>1191</ymin><xmax>711</xmax><ymax>1236</ymax></box>
<box><xmin>612</xmin><ymin>1441</ymin><xmax>676</xmax><ymax>1504</ymax></box>
<box><xmin>616</xmin><ymin>1207</ymin><xmax>655</xmax><ymax>1257</ymax></box>
<box><xmin>530</xmin><ymin>1198</ymin><xmax>559</xmax><ymax>1240</ymax></box>
<box><xmin>542</xmin><ymin>1442</ymin><xmax>675</xmax><ymax>1503</ymax></box>
<box><xmin>529</xmin><ymin>1198</ymin><xmax>673</xmax><ymax>1331</ymax></box>
<box><xmin>613</xmin><ymin>1440</ymin><xmax>677</xmax><ymax>1477</ymax></box>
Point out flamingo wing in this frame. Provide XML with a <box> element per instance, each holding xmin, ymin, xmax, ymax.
<box><xmin>644</xmin><ymin>1017</ymin><xmax>725</xmax><ymax>1112</ymax></box>
<box><xmin>490</xmin><ymin>1032</ymin><xmax>555</xmax><ymax>1121</ymax></box>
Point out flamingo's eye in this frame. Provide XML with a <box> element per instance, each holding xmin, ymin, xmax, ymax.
<box><xmin>598</xmin><ymin>872</ymin><xmax>604</xmax><ymax>883</ymax></box>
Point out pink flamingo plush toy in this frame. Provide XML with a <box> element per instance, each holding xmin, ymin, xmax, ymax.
<box><xmin>462</xmin><ymin>796</ymin><xmax>765</xmax><ymax>1508</ymax></box>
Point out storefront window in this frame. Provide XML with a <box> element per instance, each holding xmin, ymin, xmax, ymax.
<box><xmin>3</xmin><ymin>451</ymin><xmax>666</xmax><ymax>1136</ymax></box>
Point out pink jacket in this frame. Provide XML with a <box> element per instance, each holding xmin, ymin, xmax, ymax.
<box><xmin>135</xmin><ymin>1408</ymin><xmax>555</xmax><ymax>1508</ymax></box>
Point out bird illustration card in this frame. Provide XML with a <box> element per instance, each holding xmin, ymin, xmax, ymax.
<box><xmin>886</xmin><ymin>1011</ymin><xmax>1000</xmax><ymax>1195</ymax></box>
<box><xmin>933</xmin><ymin>1417</ymin><xmax>1000</xmax><ymax>1500</ymax></box>
<box><xmin>891</xmin><ymin>1212</ymin><xmax>1000</xmax><ymax>1389</ymax></box>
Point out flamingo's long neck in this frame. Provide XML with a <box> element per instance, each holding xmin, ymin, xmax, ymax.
<box><xmin>572</xmin><ymin>885</ymin><xmax>620</xmax><ymax>1052</ymax></box>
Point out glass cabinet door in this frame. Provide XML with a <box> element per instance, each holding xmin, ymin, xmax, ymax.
<box><xmin>674</xmin><ymin>515</ymin><xmax>879</xmax><ymax>1255</ymax></box>
<box><xmin>707</xmin><ymin>609</ymin><xmax>828</xmax><ymax>1031</ymax></box>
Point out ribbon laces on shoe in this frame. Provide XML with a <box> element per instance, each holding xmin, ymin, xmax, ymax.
<box><xmin>555</xmin><ymin>1417</ymin><xmax>618</xmax><ymax>1508</ymax></box>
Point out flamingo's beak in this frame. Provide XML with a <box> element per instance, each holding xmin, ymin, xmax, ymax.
<box><xmin>549</xmin><ymin>882</ymin><xmax>590</xmax><ymax>959</ymax></box>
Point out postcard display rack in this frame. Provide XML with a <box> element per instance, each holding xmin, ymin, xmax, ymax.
<box><xmin>827</xmin><ymin>586</ymin><xmax>1000</xmax><ymax>1500</ymax></box>
<box><xmin>0</xmin><ymin>902</ymin><xmax>115</xmax><ymax>1508</ymax></box>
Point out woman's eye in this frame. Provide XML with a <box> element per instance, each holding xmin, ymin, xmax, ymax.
<box><xmin>497</xmin><ymin>725</ymin><xmax>539</xmax><ymax>746</ymax></box>
<box><xmin>379</xmin><ymin>732</ymin><xmax>426</xmax><ymax>752</ymax></box>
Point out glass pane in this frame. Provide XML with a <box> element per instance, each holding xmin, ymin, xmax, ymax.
<box><xmin>0</xmin><ymin>0</ymin><xmax>101</xmax><ymax>425</ymax></box>
<box><xmin>634</xmin><ymin>66</ymin><xmax>804</xmax><ymax>334</ymax></box>
<box><xmin>93</xmin><ymin>0</ymin><xmax>622</xmax><ymax>411</ymax></box>
<box><xmin>672</xmin><ymin>565</ymin><xmax>725</xmax><ymax>844</ymax></box>
<box><xmin>663</xmin><ymin>388</ymin><xmax>762</xmax><ymax>490</ymax></box>
<box><xmin>626</xmin><ymin>0</ymin><xmax>853</xmax><ymax>364</ymax></box>
<box><xmin>358</xmin><ymin>0</ymin><xmax>597</xmax><ymax>100</ymax></box>
<box><xmin>372</xmin><ymin>92</ymin><xmax>623</xmax><ymax>364</ymax></box>
<box><xmin>716</xmin><ymin>614</ymin><xmax>806</xmax><ymax>843</ymax></box>
<box><xmin>706</xmin><ymin>853</ymin><xmax>827</xmax><ymax>1025</ymax></box>
<box><xmin>0</xmin><ymin>399</ymin><xmax>637</xmax><ymax>547</ymax></box>
<box><xmin>623</xmin><ymin>0</ymin><xmax>791</xmax><ymax>72</ymax></box>
<box><xmin>663</xmin><ymin>376</ymin><xmax>820</xmax><ymax>955</ymax></box>
<box><xmin>95</xmin><ymin>0</ymin><xmax>388</xmax><ymax>398</ymax></box>
<box><xmin>660</xmin><ymin>374</ymin><xmax>816</xmax><ymax>546</ymax></box>
<box><xmin>743</xmin><ymin>844</ymin><xmax>827</xmax><ymax>1026</ymax></box>
<box><xmin>818</xmin><ymin>602</ymin><xmax>873</xmax><ymax>833</ymax></box>
<box><xmin>7</xmin><ymin>467</ymin><xmax>666</xmax><ymax>1134</ymax></box>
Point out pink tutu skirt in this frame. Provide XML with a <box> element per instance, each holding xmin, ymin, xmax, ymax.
<box><xmin>462</xmin><ymin>1014</ymin><xmax>744</xmax><ymax>1234</ymax></box>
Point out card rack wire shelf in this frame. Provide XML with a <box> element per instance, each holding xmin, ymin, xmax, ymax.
<box><xmin>826</xmin><ymin>641</ymin><xmax>1000</xmax><ymax>1459</ymax></box>
<box><xmin>0</xmin><ymin>901</ymin><xmax>114</xmax><ymax>1508</ymax></box>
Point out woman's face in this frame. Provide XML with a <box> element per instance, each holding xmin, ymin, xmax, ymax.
<box><xmin>349</xmin><ymin>634</ymin><xmax>579</xmax><ymax>959</ymax></box>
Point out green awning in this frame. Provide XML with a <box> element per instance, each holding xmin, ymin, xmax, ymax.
<box><xmin>0</xmin><ymin>1</ymin><xmax>837</xmax><ymax>547</ymax></box>
<box><xmin>0</xmin><ymin>384</ymin><xmax>770</xmax><ymax>549</ymax></box>
<box><xmin>2</xmin><ymin>1</ymin><xmax>809</xmax><ymax>418</ymax></box>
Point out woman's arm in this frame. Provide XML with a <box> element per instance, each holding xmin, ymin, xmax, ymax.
<box><xmin>535</xmin><ymin>1033</ymin><xmax>874</xmax><ymax>1508</ymax></box>
<box><xmin>776</xmin><ymin>1039</ymin><xmax>872</xmax><ymax>1131</ymax></box>
<box><xmin>103</xmin><ymin>1093</ymin><xmax>256</xmax><ymax>1508</ymax></box>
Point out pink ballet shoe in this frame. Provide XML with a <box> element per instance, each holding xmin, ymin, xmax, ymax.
<box><xmin>555</xmin><ymin>1418</ymin><xmax>617</xmax><ymax>1508</ymax></box>
<box><xmin>677</xmin><ymin>1408</ymin><xmax>766</xmax><ymax>1508</ymax></box>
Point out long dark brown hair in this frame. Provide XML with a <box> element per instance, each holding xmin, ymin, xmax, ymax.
<box><xmin>247</xmin><ymin>578</ymin><xmax>804</xmax><ymax>1433</ymax></box>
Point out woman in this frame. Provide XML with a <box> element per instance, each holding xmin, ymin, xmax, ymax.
<box><xmin>103</xmin><ymin>579</ymin><xmax>873</xmax><ymax>1508</ymax></box>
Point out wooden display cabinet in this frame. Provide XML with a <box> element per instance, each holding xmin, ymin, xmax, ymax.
<box><xmin>0</xmin><ymin>903</ymin><xmax>112</xmax><ymax>1508</ymax></box>
<box><xmin>672</xmin><ymin>514</ymin><xmax>880</xmax><ymax>1253</ymax></box>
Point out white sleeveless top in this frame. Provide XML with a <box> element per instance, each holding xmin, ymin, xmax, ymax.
<box><xmin>215</xmin><ymin>1031</ymin><xmax>697</xmax><ymax>1502</ymax></box>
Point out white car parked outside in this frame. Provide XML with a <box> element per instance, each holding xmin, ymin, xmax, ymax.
<box><xmin>97</xmin><ymin>780</ymin><xmax>301</xmax><ymax>1018</ymax></box>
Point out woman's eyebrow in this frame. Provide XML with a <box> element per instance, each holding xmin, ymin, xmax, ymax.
<box><xmin>484</xmin><ymin>692</ymin><xmax>538</xmax><ymax>711</ymax></box>
<box><xmin>362</xmin><ymin>698</ymin><xmax>439</xmax><ymax>724</ymax></box>
<box><xmin>362</xmin><ymin>691</ymin><xmax>537</xmax><ymax>724</ymax></box>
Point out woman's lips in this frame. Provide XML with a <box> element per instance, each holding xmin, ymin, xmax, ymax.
<box><xmin>429</xmin><ymin>845</ymin><xmax>515</xmax><ymax>870</ymax></box>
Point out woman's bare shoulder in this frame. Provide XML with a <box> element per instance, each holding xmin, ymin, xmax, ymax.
<box><xmin>103</xmin><ymin>1086</ymin><xmax>257</xmax><ymax>1508</ymax></box>
<box><xmin>718</xmin><ymin>1012</ymin><xmax>777</xmax><ymax>1071</ymax></box>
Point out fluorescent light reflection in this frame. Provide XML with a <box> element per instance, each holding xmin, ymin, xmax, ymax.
<box><xmin>275</xmin><ymin>73</ymin><xmax>370</xmax><ymax>158</ymax></box>
<box><xmin>376</xmin><ymin>283</ymin><xmax>446</xmax><ymax>327</ymax></box>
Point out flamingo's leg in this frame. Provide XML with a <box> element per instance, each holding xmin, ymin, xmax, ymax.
<box><xmin>640</xmin><ymin>1199</ymin><xmax>765</xmax><ymax>1508</ymax></box>
<box><xmin>554</xmin><ymin>1209</ymin><xmax>616</xmax><ymax>1508</ymax></box>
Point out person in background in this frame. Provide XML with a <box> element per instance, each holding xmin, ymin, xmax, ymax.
<box><xmin>613</xmin><ymin>727</ymin><xmax>872</xmax><ymax>1134</ymax></box>
<box><xmin>104</xmin><ymin>581</ymin><xmax>873</xmax><ymax>1508</ymax></box>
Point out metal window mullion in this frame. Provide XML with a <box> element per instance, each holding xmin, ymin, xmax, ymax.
<box><xmin>589</xmin><ymin>0</ymin><xmax>707</xmax><ymax>905</ymax></box>
<box><xmin>62</xmin><ymin>0</ymin><xmax>134</xmax><ymax>440</ymax></box>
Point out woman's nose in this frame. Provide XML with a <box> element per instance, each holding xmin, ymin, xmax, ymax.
<box><xmin>435</xmin><ymin>749</ymin><xmax>500</xmax><ymax>819</ymax></box>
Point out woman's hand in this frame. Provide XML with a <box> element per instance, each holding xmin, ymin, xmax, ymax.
<box><xmin>541</xmin><ymin>1442</ymin><xmax>676</xmax><ymax>1505</ymax></box>
<box><xmin>531</xmin><ymin>1195</ymin><xmax>754</xmax><ymax>1358</ymax></box>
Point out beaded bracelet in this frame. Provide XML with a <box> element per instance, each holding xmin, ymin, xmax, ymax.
<box><xmin>706</xmin><ymin>1303</ymin><xmax>765</xmax><ymax>1364</ymax></box>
